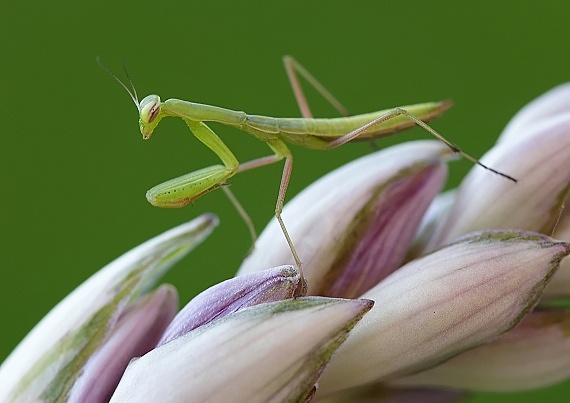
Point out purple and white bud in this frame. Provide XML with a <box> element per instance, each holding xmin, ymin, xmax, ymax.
<box><xmin>426</xmin><ymin>116</ymin><xmax>570</xmax><ymax>251</ymax></box>
<box><xmin>393</xmin><ymin>309</ymin><xmax>570</xmax><ymax>392</ymax></box>
<box><xmin>239</xmin><ymin>141</ymin><xmax>450</xmax><ymax>298</ymax></box>
<box><xmin>111</xmin><ymin>297</ymin><xmax>373</xmax><ymax>402</ymax></box>
<box><xmin>0</xmin><ymin>215</ymin><xmax>218</xmax><ymax>403</ymax></box>
<box><xmin>317</xmin><ymin>230</ymin><xmax>570</xmax><ymax>395</ymax></box>
<box><xmin>158</xmin><ymin>265</ymin><xmax>304</xmax><ymax>345</ymax></box>
<box><xmin>499</xmin><ymin>83</ymin><xmax>570</xmax><ymax>144</ymax></box>
<box><xmin>68</xmin><ymin>285</ymin><xmax>178</xmax><ymax>402</ymax></box>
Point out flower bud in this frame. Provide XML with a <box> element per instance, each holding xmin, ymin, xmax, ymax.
<box><xmin>111</xmin><ymin>297</ymin><xmax>373</xmax><ymax>402</ymax></box>
<box><xmin>393</xmin><ymin>309</ymin><xmax>570</xmax><ymax>392</ymax></box>
<box><xmin>68</xmin><ymin>285</ymin><xmax>178</xmax><ymax>402</ymax></box>
<box><xmin>317</xmin><ymin>230</ymin><xmax>570</xmax><ymax>395</ymax></box>
<box><xmin>0</xmin><ymin>215</ymin><xmax>217</xmax><ymax>403</ymax></box>
<box><xmin>544</xmin><ymin>209</ymin><xmax>570</xmax><ymax>297</ymax></box>
<box><xmin>320</xmin><ymin>384</ymin><xmax>464</xmax><ymax>403</ymax></box>
<box><xmin>499</xmin><ymin>83</ymin><xmax>570</xmax><ymax>144</ymax></box>
<box><xmin>426</xmin><ymin>116</ymin><xmax>570</xmax><ymax>251</ymax></box>
<box><xmin>158</xmin><ymin>265</ymin><xmax>304</xmax><ymax>345</ymax></box>
<box><xmin>239</xmin><ymin>141</ymin><xmax>449</xmax><ymax>298</ymax></box>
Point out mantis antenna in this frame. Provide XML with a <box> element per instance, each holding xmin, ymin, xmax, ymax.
<box><xmin>97</xmin><ymin>57</ymin><xmax>140</xmax><ymax>110</ymax></box>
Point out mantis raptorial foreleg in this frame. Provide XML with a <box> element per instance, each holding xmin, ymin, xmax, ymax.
<box><xmin>185</xmin><ymin>119</ymin><xmax>296</xmax><ymax>256</ymax></box>
<box><xmin>147</xmin><ymin>117</ymin><xmax>303</xmax><ymax>267</ymax></box>
<box><xmin>145</xmin><ymin>120</ymin><xmax>239</xmax><ymax>207</ymax></box>
<box><xmin>185</xmin><ymin>120</ymin><xmax>239</xmax><ymax>172</ymax></box>
<box><xmin>182</xmin><ymin>120</ymin><xmax>262</xmax><ymax>253</ymax></box>
<box><xmin>146</xmin><ymin>120</ymin><xmax>257</xmax><ymax>242</ymax></box>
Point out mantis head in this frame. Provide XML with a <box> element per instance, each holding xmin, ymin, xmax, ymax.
<box><xmin>97</xmin><ymin>59</ymin><xmax>164</xmax><ymax>140</ymax></box>
<box><xmin>139</xmin><ymin>94</ymin><xmax>163</xmax><ymax>140</ymax></box>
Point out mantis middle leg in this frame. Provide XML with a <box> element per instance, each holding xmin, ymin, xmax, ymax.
<box><xmin>234</xmin><ymin>139</ymin><xmax>303</xmax><ymax>270</ymax></box>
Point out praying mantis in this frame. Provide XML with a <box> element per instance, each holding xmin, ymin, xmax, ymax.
<box><xmin>102</xmin><ymin>56</ymin><xmax>515</xmax><ymax>272</ymax></box>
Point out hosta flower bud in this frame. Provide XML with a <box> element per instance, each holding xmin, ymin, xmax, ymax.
<box><xmin>68</xmin><ymin>285</ymin><xmax>178</xmax><ymax>402</ymax></box>
<box><xmin>111</xmin><ymin>297</ymin><xmax>373</xmax><ymax>402</ymax></box>
<box><xmin>426</xmin><ymin>116</ymin><xmax>570</xmax><ymax>251</ymax></box>
<box><xmin>317</xmin><ymin>230</ymin><xmax>570</xmax><ymax>395</ymax></box>
<box><xmin>393</xmin><ymin>309</ymin><xmax>570</xmax><ymax>392</ymax></box>
<box><xmin>0</xmin><ymin>215</ymin><xmax>217</xmax><ymax>403</ymax></box>
<box><xmin>158</xmin><ymin>265</ymin><xmax>304</xmax><ymax>345</ymax></box>
<box><xmin>544</xmin><ymin>209</ymin><xmax>570</xmax><ymax>297</ymax></box>
<box><xmin>499</xmin><ymin>83</ymin><xmax>570</xmax><ymax>144</ymax></box>
<box><xmin>240</xmin><ymin>141</ymin><xmax>450</xmax><ymax>298</ymax></box>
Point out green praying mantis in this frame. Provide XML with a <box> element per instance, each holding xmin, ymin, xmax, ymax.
<box><xmin>102</xmin><ymin>56</ymin><xmax>515</xmax><ymax>272</ymax></box>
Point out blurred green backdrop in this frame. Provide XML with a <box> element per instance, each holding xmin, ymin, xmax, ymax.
<box><xmin>1</xmin><ymin>2</ymin><xmax>569</xmax><ymax>401</ymax></box>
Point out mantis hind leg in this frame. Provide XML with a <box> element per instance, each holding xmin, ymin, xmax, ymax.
<box><xmin>283</xmin><ymin>55</ymin><xmax>380</xmax><ymax>151</ymax></box>
<box><xmin>325</xmin><ymin>107</ymin><xmax>518</xmax><ymax>182</ymax></box>
<box><xmin>283</xmin><ymin>55</ymin><xmax>349</xmax><ymax>118</ymax></box>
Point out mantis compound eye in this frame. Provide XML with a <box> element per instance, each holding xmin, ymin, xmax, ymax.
<box><xmin>140</xmin><ymin>95</ymin><xmax>161</xmax><ymax>124</ymax></box>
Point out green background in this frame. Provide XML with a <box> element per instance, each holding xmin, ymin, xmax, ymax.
<box><xmin>1</xmin><ymin>2</ymin><xmax>569</xmax><ymax>401</ymax></box>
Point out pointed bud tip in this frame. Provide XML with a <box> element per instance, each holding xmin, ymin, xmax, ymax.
<box><xmin>453</xmin><ymin>229</ymin><xmax>570</xmax><ymax>252</ymax></box>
